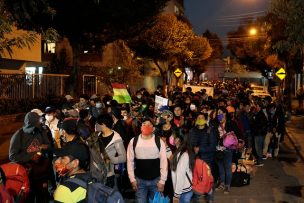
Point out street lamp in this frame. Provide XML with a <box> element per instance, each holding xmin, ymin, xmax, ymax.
<box><xmin>249</xmin><ymin>28</ymin><xmax>257</xmax><ymax>36</ymax></box>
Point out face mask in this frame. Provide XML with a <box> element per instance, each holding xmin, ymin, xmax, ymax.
<box><xmin>45</xmin><ymin>114</ymin><xmax>54</xmax><ymax>122</ymax></box>
<box><xmin>54</xmin><ymin>161</ymin><xmax>72</xmax><ymax>177</ymax></box>
<box><xmin>123</xmin><ymin>115</ymin><xmax>128</xmax><ymax>120</ymax></box>
<box><xmin>159</xmin><ymin>117</ymin><xmax>166</xmax><ymax>125</ymax></box>
<box><xmin>169</xmin><ymin>135</ymin><xmax>175</xmax><ymax>146</ymax></box>
<box><xmin>190</xmin><ymin>104</ymin><xmax>196</xmax><ymax>111</ymax></box>
<box><xmin>196</xmin><ymin>118</ymin><xmax>207</xmax><ymax>126</ymax></box>
<box><xmin>217</xmin><ymin>114</ymin><xmax>224</xmax><ymax>122</ymax></box>
<box><xmin>95</xmin><ymin>123</ymin><xmax>102</xmax><ymax>132</ymax></box>
<box><xmin>141</xmin><ymin>125</ymin><xmax>153</xmax><ymax>136</ymax></box>
<box><xmin>137</xmin><ymin>95</ymin><xmax>142</xmax><ymax>99</ymax></box>
<box><xmin>96</xmin><ymin>102</ymin><xmax>102</xmax><ymax>109</ymax></box>
<box><xmin>80</xmin><ymin>102</ymin><xmax>86</xmax><ymax>107</ymax></box>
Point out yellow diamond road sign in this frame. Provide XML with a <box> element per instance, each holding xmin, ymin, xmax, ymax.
<box><xmin>174</xmin><ymin>68</ymin><xmax>183</xmax><ymax>78</ymax></box>
<box><xmin>276</xmin><ymin>68</ymin><xmax>286</xmax><ymax>80</ymax></box>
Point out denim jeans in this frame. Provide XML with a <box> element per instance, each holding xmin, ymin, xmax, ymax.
<box><xmin>254</xmin><ymin>136</ymin><xmax>265</xmax><ymax>163</ymax></box>
<box><xmin>216</xmin><ymin>149</ymin><xmax>233</xmax><ymax>186</ymax></box>
<box><xmin>179</xmin><ymin>191</ymin><xmax>193</xmax><ymax>203</ymax></box>
<box><xmin>192</xmin><ymin>189</ymin><xmax>213</xmax><ymax>202</ymax></box>
<box><xmin>135</xmin><ymin>177</ymin><xmax>159</xmax><ymax>203</ymax></box>
<box><xmin>244</xmin><ymin>130</ymin><xmax>252</xmax><ymax>149</ymax></box>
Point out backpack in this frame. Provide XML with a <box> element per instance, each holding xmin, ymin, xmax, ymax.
<box><xmin>0</xmin><ymin>168</ymin><xmax>13</xmax><ymax>203</ymax></box>
<box><xmin>66</xmin><ymin>177</ymin><xmax>125</xmax><ymax>203</ymax></box>
<box><xmin>133</xmin><ymin>135</ymin><xmax>161</xmax><ymax>153</ymax></box>
<box><xmin>86</xmin><ymin>133</ymin><xmax>108</xmax><ymax>184</ymax></box>
<box><xmin>192</xmin><ymin>159</ymin><xmax>214</xmax><ymax>195</ymax></box>
<box><xmin>0</xmin><ymin>163</ymin><xmax>30</xmax><ymax>202</ymax></box>
<box><xmin>223</xmin><ymin>131</ymin><xmax>238</xmax><ymax>149</ymax></box>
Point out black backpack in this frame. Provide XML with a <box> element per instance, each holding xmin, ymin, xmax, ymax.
<box><xmin>66</xmin><ymin>178</ymin><xmax>124</xmax><ymax>203</ymax></box>
<box><xmin>133</xmin><ymin>135</ymin><xmax>161</xmax><ymax>153</ymax></box>
<box><xmin>86</xmin><ymin>132</ymin><xmax>108</xmax><ymax>184</ymax></box>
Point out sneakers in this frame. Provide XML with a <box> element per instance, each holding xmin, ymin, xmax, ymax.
<box><xmin>255</xmin><ymin>162</ymin><xmax>264</xmax><ymax>167</ymax></box>
<box><xmin>215</xmin><ymin>183</ymin><xmax>225</xmax><ymax>191</ymax></box>
<box><xmin>224</xmin><ymin>186</ymin><xmax>230</xmax><ymax>194</ymax></box>
<box><xmin>262</xmin><ymin>155</ymin><xmax>267</xmax><ymax>160</ymax></box>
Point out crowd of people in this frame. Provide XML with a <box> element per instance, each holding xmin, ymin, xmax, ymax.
<box><xmin>6</xmin><ymin>80</ymin><xmax>287</xmax><ymax>203</ymax></box>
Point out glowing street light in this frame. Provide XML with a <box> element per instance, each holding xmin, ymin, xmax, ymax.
<box><xmin>249</xmin><ymin>28</ymin><xmax>258</xmax><ymax>36</ymax></box>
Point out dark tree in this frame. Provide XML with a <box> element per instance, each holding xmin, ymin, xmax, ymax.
<box><xmin>5</xmin><ymin>0</ymin><xmax>169</xmax><ymax>94</ymax></box>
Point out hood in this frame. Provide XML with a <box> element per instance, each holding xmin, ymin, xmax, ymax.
<box><xmin>23</xmin><ymin>112</ymin><xmax>40</xmax><ymax>134</ymax></box>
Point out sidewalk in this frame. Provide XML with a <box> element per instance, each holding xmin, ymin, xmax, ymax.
<box><xmin>285</xmin><ymin>115</ymin><xmax>304</xmax><ymax>162</ymax></box>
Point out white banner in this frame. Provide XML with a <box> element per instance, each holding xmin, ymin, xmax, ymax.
<box><xmin>155</xmin><ymin>95</ymin><xmax>168</xmax><ymax>113</ymax></box>
<box><xmin>183</xmin><ymin>85</ymin><xmax>214</xmax><ymax>97</ymax></box>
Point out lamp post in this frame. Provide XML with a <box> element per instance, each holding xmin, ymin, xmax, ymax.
<box><xmin>249</xmin><ymin>27</ymin><xmax>257</xmax><ymax>36</ymax></box>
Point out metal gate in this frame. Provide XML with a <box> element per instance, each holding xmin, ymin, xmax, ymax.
<box><xmin>0</xmin><ymin>73</ymin><xmax>69</xmax><ymax>99</ymax></box>
<box><xmin>83</xmin><ymin>74</ymin><xmax>97</xmax><ymax>96</ymax></box>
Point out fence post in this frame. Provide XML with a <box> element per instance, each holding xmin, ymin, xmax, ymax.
<box><xmin>60</xmin><ymin>76</ymin><xmax>63</xmax><ymax>96</ymax></box>
<box><xmin>32</xmin><ymin>74</ymin><xmax>35</xmax><ymax>99</ymax></box>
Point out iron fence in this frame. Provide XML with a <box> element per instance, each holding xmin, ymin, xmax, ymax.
<box><xmin>83</xmin><ymin>74</ymin><xmax>97</xmax><ymax>96</ymax></box>
<box><xmin>0</xmin><ymin>73</ymin><xmax>69</xmax><ymax>99</ymax></box>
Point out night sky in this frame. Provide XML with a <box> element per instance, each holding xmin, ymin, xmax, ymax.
<box><xmin>184</xmin><ymin>0</ymin><xmax>270</xmax><ymax>41</ymax></box>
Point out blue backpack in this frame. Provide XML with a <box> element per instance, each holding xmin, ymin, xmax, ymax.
<box><xmin>66</xmin><ymin>178</ymin><xmax>124</xmax><ymax>203</ymax></box>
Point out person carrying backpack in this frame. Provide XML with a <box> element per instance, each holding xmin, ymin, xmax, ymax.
<box><xmin>53</xmin><ymin>141</ymin><xmax>90</xmax><ymax>202</ymax></box>
<box><xmin>9</xmin><ymin>112</ymin><xmax>51</xmax><ymax>203</ymax></box>
<box><xmin>189</xmin><ymin>113</ymin><xmax>217</xmax><ymax>203</ymax></box>
<box><xmin>170</xmin><ymin>129</ymin><xmax>195</xmax><ymax>203</ymax></box>
<box><xmin>127</xmin><ymin>119</ymin><xmax>168</xmax><ymax>203</ymax></box>
<box><xmin>94</xmin><ymin>113</ymin><xmax>126</xmax><ymax>188</ymax></box>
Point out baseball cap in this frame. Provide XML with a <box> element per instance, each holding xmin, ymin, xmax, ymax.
<box><xmin>31</xmin><ymin>109</ymin><xmax>43</xmax><ymax>116</ymax></box>
<box><xmin>45</xmin><ymin>106</ymin><xmax>57</xmax><ymax>114</ymax></box>
<box><xmin>54</xmin><ymin>142</ymin><xmax>89</xmax><ymax>163</ymax></box>
<box><xmin>65</xmin><ymin>95</ymin><xmax>74</xmax><ymax>101</ymax></box>
<box><xmin>90</xmin><ymin>94</ymin><xmax>99</xmax><ymax>100</ymax></box>
<box><xmin>161</xmin><ymin>110</ymin><xmax>173</xmax><ymax>119</ymax></box>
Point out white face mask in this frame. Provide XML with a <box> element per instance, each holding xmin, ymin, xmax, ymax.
<box><xmin>96</xmin><ymin>102</ymin><xmax>102</xmax><ymax>109</ymax></box>
<box><xmin>123</xmin><ymin>115</ymin><xmax>128</xmax><ymax>120</ymax></box>
<box><xmin>45</xmin><ymin>114</ymin><xmax>54</xmax><ymax>122</ymax></box>
<box><xmin>190</xmin><ymin>104</ymin><xmax>196</xmax><ymax>111</ymax></box>
<box><xmin>95</xmin><ymin>123</ymin><xmax>102</xmax><ymax>132</ymax></box>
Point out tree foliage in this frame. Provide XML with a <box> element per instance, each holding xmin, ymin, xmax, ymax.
<box><xmin>0</xmin><ymin>0</ymin><xmax>38</xmax><ymax>57</ymax></box>
<box><xmin>266</xmin><ymin>0</ymin><xmax>304</xmax><ymax>110</ymax></box>
<box><xmin>184</xmin><ymin>35</ymin><xmax>212</xmax><ymax>74</ymax></box>
<box><xmin>130</xmin><ymin>13</ymin><xmax>212</xmax><ymax>92</ymax></box>
<box><xmin>203</xmin><ymin>30</ymin><xmax>223</xmax><ymax>60</ymax></box>
<box><xmin>4</xmin><ymin>0</ymin><xmax>168</xmax><ymax>94</ymax></box>
<box><xmin>226</xmin><ymin>18</ymin><xmax>271</xmax><ymax>75</ymax></box>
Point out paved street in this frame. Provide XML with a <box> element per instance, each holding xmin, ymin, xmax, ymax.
<box><xmin>0</xmin><ymin>114</ymin><xmax>304</xmax><ymax>202</ymax></box>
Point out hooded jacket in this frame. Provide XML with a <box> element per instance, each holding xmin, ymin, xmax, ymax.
<box><xmin>89</xmin><ymin>131</ymin><xmax>126</xmax><ymax>177</ymax></box>
<box><xmin>9</xmin><ymin>112</ymin><xmax>50</xmax><ymax>163</ymax></box>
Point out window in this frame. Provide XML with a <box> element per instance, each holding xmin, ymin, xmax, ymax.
<box><xmin>43</xmin><ymin>41</ymin><xmax>56</xmax><ymax>53</ymax></box>
<box><xmin>174</xmin><ymin>5</ymin><xmax>180</xmax><ymax>15</ymax></box>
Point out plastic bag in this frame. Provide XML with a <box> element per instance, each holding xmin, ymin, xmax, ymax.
<box><xmin>149</xmin><ymin>192</ymin><xmax>170</xmax><ymax>203</ymax></box>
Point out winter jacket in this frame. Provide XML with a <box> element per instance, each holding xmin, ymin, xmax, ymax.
<box><xmin>252</xmin><ymin>110</ymin><xmax>268</xmax><ymax>136</ymax></box>
<box><xmin>189</xmin><ymin>126</ymin><xmax>217</xmax><ymax>164</ymax></box>
<box><xmin>104</xmin><ymin>131</ymin><xmax>126</xmax><ymax>177</ymax></box>
<box><xmin>171</xmin><ymin>152</ymin><xmax>192</xmax><ymax>198</ymax></box>
<box><xmin>9</xmin><ymin>112</ymin><xmax>50</xmax><ymax>163</ymax></box>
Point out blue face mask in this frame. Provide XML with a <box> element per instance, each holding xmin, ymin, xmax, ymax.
<box><xmin>217</xmin><ymin>114</ymin><xmax>224</xmax><ymax>122</ymax></box>
<box><xmin>159</xmin><ymin>117</ymin><xmax>166</xmax><ymax>125</ymax></box>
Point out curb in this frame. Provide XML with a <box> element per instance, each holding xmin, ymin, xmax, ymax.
<box><xmin>285</xmin><ymin>128</ymin><xmax>304</xmax><ymax>162</ymax></box>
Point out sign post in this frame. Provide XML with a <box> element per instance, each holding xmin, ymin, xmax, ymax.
<box><xmin>275</xmin><ymin>68</ymin><xmax>286</xmax><ymax>80</ymax></box>
<box><xmin>174</xmin><ymin>68</ymin><xmax>183</xmax><ymax>78</ymax></box>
